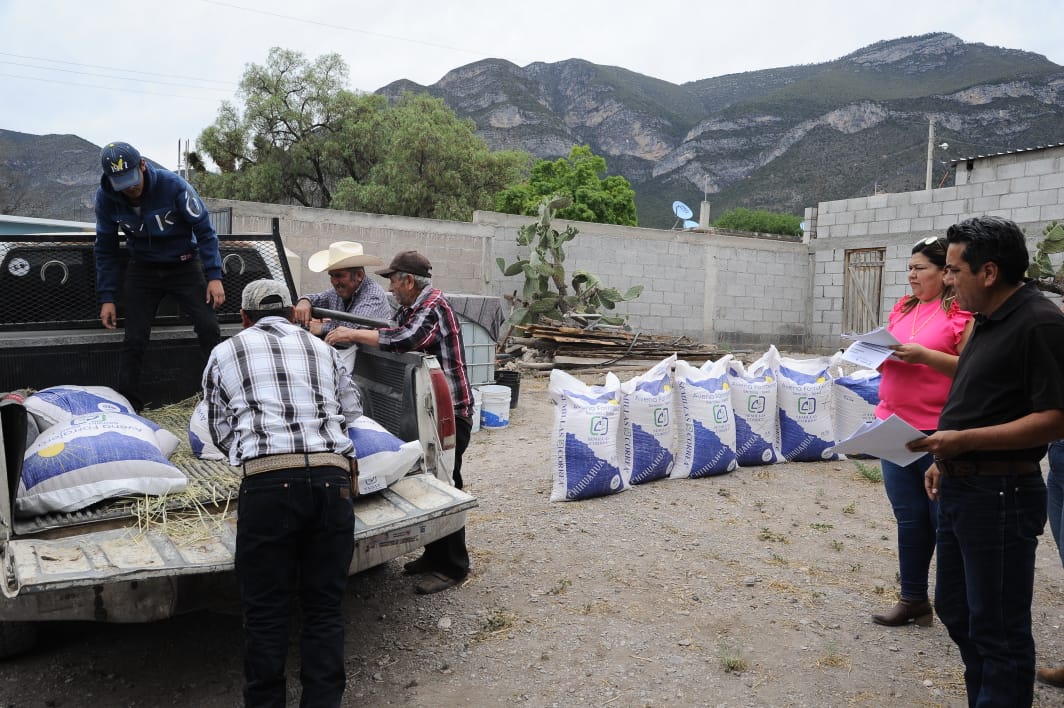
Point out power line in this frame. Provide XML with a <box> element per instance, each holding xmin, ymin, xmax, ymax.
<box><xmin>201</xmin><ymin>0</ymin><xmax>483</xmax><ymax>57</ymax></box>
<box><xmin>0</xmin><ymin>71</ymin><xmax>223</xmax><ymax>102</ymax></box>
<box><xmin>0</xmin><ymin>51</ymin><xmax>238</xmax><ymax>88</ymax></box>
<box><xmin>0</xmin><ymin>59</ymin><xmax>233</xmax><ymax>93</ymax></box>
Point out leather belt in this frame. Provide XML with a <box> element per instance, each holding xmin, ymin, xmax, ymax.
<box><xmin>243</xmin><ymin>452</ymin><xmax>351</xmax><ymax>477</ymax></box>
<box><xmin>935</xmin><ymin>458</ymin><xmax>1041</xmax><ymax>477</ymax></box>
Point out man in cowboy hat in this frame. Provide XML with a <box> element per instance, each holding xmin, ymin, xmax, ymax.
<box><xmin>293</xmin><ymin>241</ymin><xmax>393</xmax><ymax>336</ymax></box>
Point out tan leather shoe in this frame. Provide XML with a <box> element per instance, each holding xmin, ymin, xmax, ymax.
<box><xmin>1037</xmin><ymin>665</ymin><xmax>1064</xmax><ymax>688</ymax></box>
<box><xmin>872</xmin><ymin>598</ymin><xmax>933</xmax><ymax>627</ymax></box>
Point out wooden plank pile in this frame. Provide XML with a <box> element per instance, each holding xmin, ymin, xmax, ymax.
<box><xmin>507</xmin><ymin>323</ymin><xmax>726</xmax><ymax>369</ymax></box>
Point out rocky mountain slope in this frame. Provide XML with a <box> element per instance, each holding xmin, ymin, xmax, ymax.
<box><xmin>381</xmin><ymin>33</ymin><xmax>1064</xmax><ymax>227</ymax></box>
<box><xmin>3</xmin><ymin>33</ymin><xmax>1061</xmax><ymax>228</ymax></box>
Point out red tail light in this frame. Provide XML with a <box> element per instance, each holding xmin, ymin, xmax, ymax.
<box><xmin>430</xmin><ymin>368</ymin><xmax>456</xmax><ymax>450</ymax></box>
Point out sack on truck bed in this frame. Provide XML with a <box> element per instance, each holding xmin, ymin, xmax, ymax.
<box><xmin>16</xmin><ymin>412</ymin><xmax>188</xmax><ymax>517</ymax></box>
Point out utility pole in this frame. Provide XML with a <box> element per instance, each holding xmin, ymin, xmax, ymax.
<box><xmin>925</xmin><ymin>117</ymin><xmax>935</xmax><ymax>191</ymax></box>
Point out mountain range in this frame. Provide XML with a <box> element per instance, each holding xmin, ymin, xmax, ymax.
<box><xmin>3</xmin><ymin>32</ymin><xmax>1062</xmax><ymax>228</ymax></box>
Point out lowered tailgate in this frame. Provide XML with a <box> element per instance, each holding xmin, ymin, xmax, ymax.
<box><xmin>1</xmin><ymin>473</ymin><xmax>474</xmax><ymax>618</ymax></box>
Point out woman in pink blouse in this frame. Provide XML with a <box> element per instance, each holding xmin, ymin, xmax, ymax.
<box><xmin>872</xmin><ymin>236</ymin><xmax>973</xmax><ymax>627</ymax></box>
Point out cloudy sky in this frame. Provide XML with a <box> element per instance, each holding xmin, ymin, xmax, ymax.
<box><xmin>2</xmin><ymin>0</ymin><xmax>1061</xmax><ymax>171</ymax></box>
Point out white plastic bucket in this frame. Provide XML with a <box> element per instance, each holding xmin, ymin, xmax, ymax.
<box><xmin>471</xmin><ymin>388</ymin><xmax>482</xmax><ymax>433</ymax></box>
<box><xmin>480</xmin><ymin>384</ymin><xmax>511</xmax><ymax>429</ymax></box>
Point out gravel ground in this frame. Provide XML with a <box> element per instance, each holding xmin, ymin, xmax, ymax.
<box><xmin>5</xmin><ymin>371</ymin><xmax>1064</xmax><ymax>707</ymax></box>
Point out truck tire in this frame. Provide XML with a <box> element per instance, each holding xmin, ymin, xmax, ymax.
<box><xmin>0</xmin><ymin>621</ymin><xmax>37</xmax><ymax>659</ymax></box>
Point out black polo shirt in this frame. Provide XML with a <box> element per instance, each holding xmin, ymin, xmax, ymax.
<box><xmin>939</xmin><ymin>281</ymin><xmax>1064</xmax><ymax>462</ymax></box>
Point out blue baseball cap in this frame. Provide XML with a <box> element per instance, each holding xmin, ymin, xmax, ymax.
<box><xmin>100</xmin><ymin>142</ymin><xmax>142</xmax><ymax>191</ymax></box>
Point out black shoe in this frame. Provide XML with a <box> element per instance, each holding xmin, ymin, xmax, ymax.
<box><xmin>415</xmin><ymin>572</ymin><xmax>461</xmax><ymax>595</ymax></box>
<box><xmin>403</xmin><ymin>555</ymin><xmax>434</xmax><ymax>575</ymax></box>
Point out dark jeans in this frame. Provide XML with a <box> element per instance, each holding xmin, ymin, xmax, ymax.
<box><xmin>935</xmin><ymin>471</ymin><xmax>1046</xmax><ymax>708</ymax></box>
<box><xmin>882</xmin><ymin>452</ymin><xmax>937</xmax><ymax>600</ymax></box>
<box><xmin>235</xmin><ymin>466</ymin><xmax>355</xmax><ymax>708</ymax></box>
<box><xmin>421</xmin><ymin>414</ymin><xmax>472</xmax><ymax>579</ymax></box>
<box><xmin>1047</xmin><ymin>441</ymin><xmax>1064</xmax><ymax>567</ymax></box>
<box><xmin>119</xmin><ymin>259</ymin><xmax>220</xmax><ymax>410</ymax></box>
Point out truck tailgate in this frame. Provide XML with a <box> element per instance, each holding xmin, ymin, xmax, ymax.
<box><xmin>3</xmin><ymin>473</ymin><xmax>475</xmax><ymax>600</ymax></box>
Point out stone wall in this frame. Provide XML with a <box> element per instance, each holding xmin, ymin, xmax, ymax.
<box><xmin>205</xmin><ymin>199</ymin><xmax>810</xmax><ymax>351</ymax></box>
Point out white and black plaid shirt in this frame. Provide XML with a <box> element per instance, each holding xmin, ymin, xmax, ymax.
<box><xmin>202</xmin><ymin>316</ymin><xmax>362</xmax><ymax>465</ymax></box>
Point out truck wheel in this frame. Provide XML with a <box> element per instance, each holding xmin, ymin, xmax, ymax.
<box><xmin>0</xmin><ymin>621</ymin><xmax>37</xmax><ymax>659</ymax></box>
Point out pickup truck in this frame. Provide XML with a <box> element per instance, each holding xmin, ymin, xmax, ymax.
<box><xmin>0</xmin><ymin>230</ymin><xmax>476</xmax><ymax>658</ymax></box>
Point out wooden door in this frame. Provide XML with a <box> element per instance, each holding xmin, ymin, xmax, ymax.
<box><xmin>843</xmin><ymin>248</ymin><xmax>885</xmax><ymax>334</ymax></box>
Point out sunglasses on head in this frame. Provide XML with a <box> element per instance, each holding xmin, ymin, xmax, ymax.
<box><xmin>915</xmin><ymin>236</ymin><xmax>945</xmax><ymax>249</ymax></box>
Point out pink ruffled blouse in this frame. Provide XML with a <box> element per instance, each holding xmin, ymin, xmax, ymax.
<box><xmin>874</xmin><ymin>297</ymin><xmax>972</xmax><ymax>430</ymax></box>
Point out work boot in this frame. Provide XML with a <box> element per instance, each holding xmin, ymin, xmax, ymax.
<box><xmin>403</xmin><ymin>555</ymin><xmax>434</xmax><ymax>575</ymax></box>
<box><xmin>872</xmin><ymin>598</ymin><xmax>933</xmax><ymax>627</ymax></box>
<box><xmin>1037</xmin><ymin>665</ymin><xmax>1064</xmax><ymax>687</ymax></box>
<box><xmin>415</xmin><ymin>571</ymin><xmax>462</xmax><ymax>595</ymax></box>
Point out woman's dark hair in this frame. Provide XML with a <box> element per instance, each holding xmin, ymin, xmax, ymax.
<box><xmin>945</xmin><ymin>216</ymin><xmax>1029</xmax><ymax>284</ymax></box>
<box><xmin>901</xmin><ymin>236</ymin><xmax>955</xmax><ymax>313</ymax></box>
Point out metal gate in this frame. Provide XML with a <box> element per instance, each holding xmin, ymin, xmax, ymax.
<box><xmin>842</xmin><ymin>248</ymin><xmax>885</xmax><ymax>334</ymax></box>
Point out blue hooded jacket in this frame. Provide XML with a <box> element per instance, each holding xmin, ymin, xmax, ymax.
<box><xmin>94</xmin><ymin>162</ymin><xmax>223</xmax><ymax>303</ymax></box>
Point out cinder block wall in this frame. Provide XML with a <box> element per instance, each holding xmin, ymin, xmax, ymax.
<box><xmin>806</xmin><ymin>145</ymin><xmax>1064</xmax><ymax>351</ymax></box>
<box><xmin>205</xmin><ymin>199</ymin><xmax>810</xmax><ymax>351</ymax></box>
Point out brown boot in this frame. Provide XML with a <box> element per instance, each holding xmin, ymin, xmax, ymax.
<box><xmin>872</xmin><ymin>598</ymin><xmax>933</xmax><ymax>627</ymax></box>
<box><xmin>1037</xmin><ymin>665</ymin><xmax>1064</xmax><ymax>688</ymax></box>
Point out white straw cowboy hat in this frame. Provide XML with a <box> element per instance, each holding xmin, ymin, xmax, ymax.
<box><xmin>307</xmin><ymin>241</ymin><xmax>385</xmax><ymax>272</ymax></box>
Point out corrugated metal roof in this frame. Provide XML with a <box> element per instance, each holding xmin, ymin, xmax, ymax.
<box><xmin>949</xmin><ymin>142</ymin><xmax>1064</xmax><ymax>165</ymax></box>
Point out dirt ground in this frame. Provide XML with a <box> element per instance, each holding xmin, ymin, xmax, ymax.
<box><xmin>6</xmin><ymin>372</ymin><xmax>1064</xmax><ymax>707</ymax></box>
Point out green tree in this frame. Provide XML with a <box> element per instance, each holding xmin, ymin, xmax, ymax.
<box><xmin>494</xmin><ymin>145</ymin><xmax>638</xmax><ymax>226</ymax></box>
<box><xmin>713</xmin><ymin>207</ymin><xmax>802</xmax><ymax>238</ymax></box>
<box><xmin>330</xmin><ymin>93</ymin><xmax>529</xmax><ymax>220</ymax></box>
<box><xmin>195</xmin><ymin>48</ymin><xmax>358</xmax><ymax>207</ymax></box>
<box><xmin>194</xmin><ymin>49</ymin><xmax>526</xmax><ymax>220</ymax></box>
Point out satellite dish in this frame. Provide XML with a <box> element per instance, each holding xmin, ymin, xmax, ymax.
<box><xmin>683</xmin><ymin>220</ymin><xmax>700</xmax><ymax>229</ymax></box>
<box><xmin>672</xmin><ymin>201</ymin><xmax>693</xmax><ymax>220</ymax></box>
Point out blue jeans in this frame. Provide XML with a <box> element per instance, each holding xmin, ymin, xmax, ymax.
<box><xmin>882</xmin><ymin>453</ymin><xmax>937</xmax><ymax>600</ymax></box>
<box><xmin>119</xmin><ymin>259</ymin><xmax>220</xmax><ymax>410</ymax></box>
<box><xmin>1047</xmin><ymin>441</ymin><xmax>1064</xmax><ymax>567</ymax></box>
<box><xmin>935</xmin><ymin>471</ymin><xmax>1046</xmax><ymax>708</ymax></box>
<box><xmin>235</xmin><ymin>466</ymin><xmax>355</xmax><ymax>708</ymax></box>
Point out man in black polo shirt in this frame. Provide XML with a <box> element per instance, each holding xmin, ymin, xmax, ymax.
<box><xmin>910</xmin><ymin>216</ymin><xmax>1064</xmax><ymax>706</ymax></box>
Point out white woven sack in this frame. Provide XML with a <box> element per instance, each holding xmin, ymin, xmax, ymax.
<box><xmin>777</xmin><ymin>355</ymin><xmax>840</xmax><ymax>462</ymax></box>
<box><xmin>348</xmin><ymin>415</ymin><xmax>424</xmax><ymax>495</ymax></box>
<box><xmin>25</xmin><ymin>385</ymin><xmax>179</xmax><ymax>457</ymax></box>
<box><xmin>619</xmin><ymin>354</ymin><xmax>676</xmax><ymax>485</ymax></box>
<box><xmin>16</xmin><ymin>412</ymin><xmax>187</xmax><ymax>517</ymax></box>
<box><xmin>672</xmin><ymin>356</ymin><xmax>739</xmax><ymax>478</ymax></box>
<box><xmin>728</xmin><ymin>346</ymin><xmax>782</xmax><ymax>466</ymax></box>
<box><xmin>549</xmin><ymin>370</ymin><xmax>626</xmax><ymax>502</ymax></box>
<box><xmin>188</xmin><ymin>399</ymin><xmax>226</xmax><ymax>461</ymax></box>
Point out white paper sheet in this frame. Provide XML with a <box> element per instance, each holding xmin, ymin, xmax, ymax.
<box><xmin>840</xmin><ymin>326</ymin><xmax>902</xmax><ymax>368</ymax></box>
<box><xmin>833</xmin><ymin>414</ymin><xmax>928</xmax><ymax>466</ymax></box>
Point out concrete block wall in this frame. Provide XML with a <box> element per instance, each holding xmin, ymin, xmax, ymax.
<box><xmin>207</xmin><ymin>198</ymin><xmax>810</xmax><ymax>351</ymax></box>
<box><xmin>807</xmin><ymin>145</ymin><xmax>1064</xmax><ymax>351</ymax></box>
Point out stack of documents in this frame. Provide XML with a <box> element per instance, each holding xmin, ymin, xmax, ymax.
<box><xmin>833</xmin><ymin>414</ymin><xmax>927</xmax><ymax>466</ymax></box>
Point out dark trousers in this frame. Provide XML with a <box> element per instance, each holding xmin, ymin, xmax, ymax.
<box><xmin>882</xmin><ymin>452</ymin><xmax>937</xmax><ymax>600</ymax></box>
<box><xmin>119</xmin><ymin>260</ymin><xmax>220</xmax><ymax>410</ymax></box>
<box><xmin>235</xmin><ymin>466</ymin><xmax>355</xmax><ymax>708</ymax></box>
<box><xmin>935</xmin><ymin>472</ymin><xmax>1046</xmax><ymax>708</ymax></box>
<box><xmin>421</xmin><ymin>415</ymin><xmax>472</xmax><ymax>580</ymax></box>
<box><xmin>1047</xmin><ymin>441</ymin><xmax>1064</xmax><ymax>567</ymax></box>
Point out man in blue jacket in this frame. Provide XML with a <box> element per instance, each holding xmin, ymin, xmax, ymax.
<box><xmin>94</xmin><ymin>141</ymin><xmax>225</xmax><ymax>411</ymax></box>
